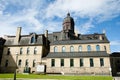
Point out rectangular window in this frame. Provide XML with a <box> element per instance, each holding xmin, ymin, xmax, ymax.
<box><xmin>100</xmin><ymin>58</ymin><xmax>104</xmax><ymax>67</ymax></box>
<box><xmin>61</xmin><ymin>59</ymin><xmax>64</xmax><ymax>67</ymax></box>
<box><xmin>20</xmin><ymin>48</ymin><xmax>23</xmax><ymax>55</ymax></box>
<box><xmin>7</xmin><ymin>48</ymin><xmax>10</xmax><ymax>55</ymax></box>
<box><xmin>5</xmin><ymin>60</ymin><xmax>8</xmax><ymax>67</ymax></box>
<box><xmin>90</xmin><ymin>58</ymin><xmax>94</xmax><ymax>67</ymax></box>
<box><xmin>80</xmin><ymin>58</ymin><xmax>84</xmax><ymax>67</ymax></box>
<box><xmin>51</xmin><ymin>59</ymin><xmax>55</xmax><ymax>67</ymax></box>
<box><xmin>70</xmin><ymin>59</ymin><xmax>74</xmax><ymax>67</ymax></box>
<box><xmin>27</xmin><ymin>47</ymin><xmax>30</xmax><ymax>54</ymax></box>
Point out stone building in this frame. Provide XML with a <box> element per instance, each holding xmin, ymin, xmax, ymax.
<box><xmin>110</xmin><ymin>52</ymin><xmax>120</xmax><ymax>76</ymax></box>
<box><xmin>0</xmin><ymin>13</ymin><xmax>111</xmax><ymax>75</ymax></box>
<box><xmin>0</xmin><ymin>38</ymin><xmax>5</xmax><ymax>65</ymax></box>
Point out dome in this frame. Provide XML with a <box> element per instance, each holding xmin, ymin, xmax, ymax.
<box><xmin>63</xmin><ymin>13</ymin><xmax>74</xmax><ymax>24</ymax></box>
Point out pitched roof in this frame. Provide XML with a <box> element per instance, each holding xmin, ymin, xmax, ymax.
<box><xmin>50</xmin><ymin>39</ymin><xmax>109</xmax><ymax>45</ymax></box>
<box><xmin>46</xmin><ymin>51</ymin><xmax>109</xmax><ymax>58</ymax></box>
<box><xmin>4</xmin><ymin>34</ymin><xmax>44</xmax><ymax>46</ymax></box>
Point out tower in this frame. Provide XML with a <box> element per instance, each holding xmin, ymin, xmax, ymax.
<box><xmin>62</xmin><ymin>13</ymin><xmax>75</xmax><ymax>40</ymax></box>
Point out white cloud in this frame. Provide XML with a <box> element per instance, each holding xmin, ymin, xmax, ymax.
<box><xmin>0</xmin><ymin>0</ymin><xmax>120</xmax><ymax>37</ymax></box>
<box><xmin>45</xmin><ymin>0</ymin><xmax>120</xmax><ymax>20</ymax></box>
<box><xmin>79</xmin><ymin>21</ymin><xmax>94</xmax><ymax>34</ymax></box>
<box><xmin>111</xmin><ymin>40</ymin><xmax>120</xmax><ymax>46</ymax></box>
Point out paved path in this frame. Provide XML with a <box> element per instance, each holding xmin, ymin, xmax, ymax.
<box><xmin>114</xmin><ymin>77</ymin><xmax>120</xmax><ymax>80</ymax></box>
<box><xmin>0</xmin><ymin>79</ymin><xmax>57</xmax><ymax>80</ymax></box>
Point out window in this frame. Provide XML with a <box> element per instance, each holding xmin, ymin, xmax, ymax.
<box><xmin>70</xmin><ymin>59</ymin><xmax>74</xmax><ymax>67</ymax></box>
<box><xmin>96</xmin><ymin>45</ymin><xmax>100</xmax><ymax>51</ymax></box>
<box><xmin>90</xmin><ymin>58</ymin><xmax>94</xmax><ymax>67</ymax></box>
<box><xmin>61</xmin><ymin>59</ymin><xmax>64</xmax><ymax>67</ymax></box>
<box><xmin>34</xmin><ymin>47</ymin><xmax>37</xmax><ymax>54</ymax></box>
<box><xmin>100</xmin><ymin>58</ymin><xmax>104</xmax><ymax>67</ymax></box>
<box><xmin>7</xmin><ymin>48</ymin><xmax>10</xmax><ymax>55</ymax></box>
<box><xmin>18</xmin><ymin>59</ymin><xmax>22</xmax><ymax>66</ymax></box>
<box><xmin>78</xmin><ymin>46</ymin><xmax>82</xmax><ymax>52</ymax></box>
<box><xmin>54</xmin><ymin>46</ymin><xmax>58</xmax><ymax>52</ymax></box>
<box><xmin>31</xmin><ymin>36</ymin><xmax>35</xmax><ymax>43</ymax></box>
<box><xmin>87</xmin><ymin>45</ymin><xmax>91</xmax><ymax>51</ymax></box>
<box><xmin>80</xmin><ymin>58</ymin><xmax>84</xmax><ymax>67</ymax></box>
<box><xmin>104</xmin><ymin>46</ymin><xmax>106</xmax><ymax>51</ymax></box>
<box><xmin>51</xmin><ymin>59</ymin><xmax>55</xmax><ymax>67</ymax></box>
<box><xmin>25</xmin><ymin>59</ymin><xmax>28</xmax><ymax>67</ymax></box>
<box><xmin>27</xmin><ymin>47</ymin><xmax>30</xmax><ymax>54</ymax></box>
<box><xmin>62</xmin><ymin>46</ymin><xmax>65</xmax><ymax>52</ymax></box>
<box><xmin>33</xmin><ymin>59</ymin><xmax>36</xmax><ymax>67</ymax></box>
<box><xmin>70</xmin><ymin>46</ymin><xmax>74</xmax><ymax>52</ymax></box>
<box><xmin>20</xmin><ymin>48</ymin><xmax>23</xmax><ymax>55</ymax></box>
<box><xmin>5</xmin><ymin>60</ymin><xmax>8</xmax><ymax>67</ymax></box>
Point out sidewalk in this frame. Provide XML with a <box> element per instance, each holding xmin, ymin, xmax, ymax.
<box><xmin>0</xmin><ymin>79</ymin><xmax>57</xmax><ymax>80</ymax></box>
<box><xmin>114</xmin><ymin>77</ymin><xmax>120</xmax><ymax>80</ymax></box>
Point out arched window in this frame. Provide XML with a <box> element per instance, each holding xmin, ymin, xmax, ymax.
<box><xmin>78</xmin><ymin>46</ymin><xmax>82</xmax><ymax>52</ymax></box>
<box><xmin>96</xmin><ymin>45</ymin><xmax>100</xmax><ymax>51</ymax></box>
<box><xmin>27</xmin><ymin>47</ymin><xmax>30</xmax><ymax>54</ymax></box>
<box><xmin>33</xmin><ymin>59</ymin><xmax>36</xmax><ymax>67</ymax></box>
<box><xmin>34</xmin><ymin>47</ymin><xmax>37</xmax><ymax>54</ymax></box>
<box><xmin>104</xmin><ymin>46</ymin><xmax>106</xmax><ymax>51</ymax></box>
<box><xmin>5</xmin><ymin>60</ymin><xmax>8</xmax><ymax>67</ymax></box>
<box><xmin>54</xmin><ymin>46</ymin><xmax>58</xmax><ymax>52</ymax></box>
<box><xmin>62</xmin><ymin>46</ymin><xmax>65</xmax><ymax>52</ymax></box>
<box><xmin>25</xmin><ymin>59</ymin><xmax>28</xmax><ymax>67</ymax></box>
<box><xmin>70</xmin><ymin>46</ymin><xmax>74</xmax><ymax>52</ymax></box>
<box><xmin>18</xmin><ymin>59</ymin><xmax>22</xmax><ymax>66</ymax></box>
<box><xmin>87</xmin><ymin>45</ymin><xmax>91</xmax><ymax>51</ymax></box>
<box><xmin>31</xmin><ymin>36</ymin><xmax>35</xmax><ymax>43</ymax></box>
<box><xmin>20</xmin><ymin>48</ymin><xmax>23</xmax><ymax>55</ymax></box>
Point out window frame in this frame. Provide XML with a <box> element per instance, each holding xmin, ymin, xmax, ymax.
<box><xmin>62</xmin><ymin>46</ymin><xmax>66</xmax><ymax>53</ymax></box>
<box><xmin>51</xmin><ymin>59</ymin><xmax>55</xmax><ymax>67</ymax></box>
<box><xmin>70</xmin><ymin>59</ymin><xmax>74</xmax><ymax>67</ymax></box>
<box><xmin>78</xmin><ymin>46</ymin><xmax>82</xmax><ymax>52</ymax></box>
<box><xmin>54</xmin><ymin>46</ymin><xmax>58</xmax><ymax>52</ymax></box>
<box><xmin>27</xmin><ymin>47</ymin><xmax>30</xmax><ymax>54</ymax></box>
<box><xmin>20</xmin><ymin>48</ymin><xmax>23</xmax><ymax>55</ymax></box>
<box><xmin>100</xmin><ymin>58</ymin><xmax>104</xmax><ymax>67</ymax></box>
<box><xmin>5</xmin><ymin>60</ymin><xmax>8</xmax><ymax>67</ymax></box>
<box><xmin>87</xmin><ymin>45</ymin><xmax>91</xmax><ymax>51</ymax></box>
<box><xmin>70</xmin><ymin>46</ymin><xmax>74</xmax><ymax>52</ymax></box>
<box><xmin>33</xmin><ymin>59</ymin><xmax>36</xmax><ymax>67</ymax></box>
<box><xmin>61</xmin><ymin>59</ymin><xmax>64</xmax><ymax>67</ymax></box>
<box><xmin>34</xmin><ymin>47</ymin><xmax>37</xmax><ymax>54</ymax></box>
<box><xmin>25</xmin><ymin>59</ymin><xmax>29</xmax><ymax>67</ymax></box>
<box><xmin>90</xmin><ymin>58</ymin><xmax>94</xmax><ymax>67</ymax></box>
<box><xmin>96</xmin><ymin>45</ymin><xmax>100</xmax><ymax>51</ymax></box>
<box><xmin>18</xmin><ymin>59</ymin><xmax>22</xmax><ymax>66</ymax></box>
<box><xmin>80</xmin><ymin>58</ymin><xmax>84</xmax><ymax>67</ymax></box>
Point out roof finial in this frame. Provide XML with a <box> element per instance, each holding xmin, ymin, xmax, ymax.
<box><xmin>67</xmin><ymin>12</ymin><xmax>70</xmax><ymax>17</ymax></box>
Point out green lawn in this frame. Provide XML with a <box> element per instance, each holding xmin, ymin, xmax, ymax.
<box><xmin>0</xmin><ymin>73</ymin><xmax>113</xmax><ymax>80</ymax></box>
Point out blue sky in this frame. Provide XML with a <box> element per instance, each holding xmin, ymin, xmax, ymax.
<box><xmin>0</xmin><ymin>0</ymin><xmax>120</xmax><ymax>53</ymax></box>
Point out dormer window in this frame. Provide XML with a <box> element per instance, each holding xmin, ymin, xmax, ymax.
<box><xmin>31</xmin><ymin>36</ymin><xmax>35</xmax><ymax>43</ymax></box>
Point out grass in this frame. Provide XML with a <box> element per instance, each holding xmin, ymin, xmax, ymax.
<box><xmin>0</xmin><ymin>73</ymin><xmax>113</xmax><ymax>80</ymax></box>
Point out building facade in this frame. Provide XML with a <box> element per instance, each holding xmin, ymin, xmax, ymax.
<box><xmin>110</xmin><ymin>52</ymin><xmax>120</xmax><ymax>76</ymax></box>
<box><xmin>0</xmin><ymin>13</ymin><xmax>111</xmax><ymax>75</ymax></box>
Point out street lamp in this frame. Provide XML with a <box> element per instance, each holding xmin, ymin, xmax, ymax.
<box><xmin>14</xmin><ymin>52</ymin><xmax>18</xmax><ymax>80</ymax></box>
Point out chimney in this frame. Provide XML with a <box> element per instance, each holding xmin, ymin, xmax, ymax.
<box><xmin>99</xmin><ymin>35</ymin><xmax>102</xmax><ymax>40</ymax></box>
<box><xmin>45</xmin><ymin>30</ymin><xmax>48</xmax><ymax>38</ymax></box>
<box><xmin>14</xmin><ymin>27</ymin><xmax>21</xmax><ymax>44</ymax></box>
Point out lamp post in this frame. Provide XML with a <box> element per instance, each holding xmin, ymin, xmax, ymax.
<box><xmin>14</xmin><ymin>52</ymin><xmax>18</xmax><ymax>80</ymax></box>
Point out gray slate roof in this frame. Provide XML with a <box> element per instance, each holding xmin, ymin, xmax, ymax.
<box><xmin>46</xmin><ymin>51</ymin><xmax>109</xmax><ymax>58</ymax></box>
<box><xmin>51</xmin><ymin>39</ymin><xmax>109</xmax><ymax>45</ymax></box>
<box><xmin>4</xmin><ymin>35</ymin><xmax>43</xmax><ymax>46</ymax></box>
